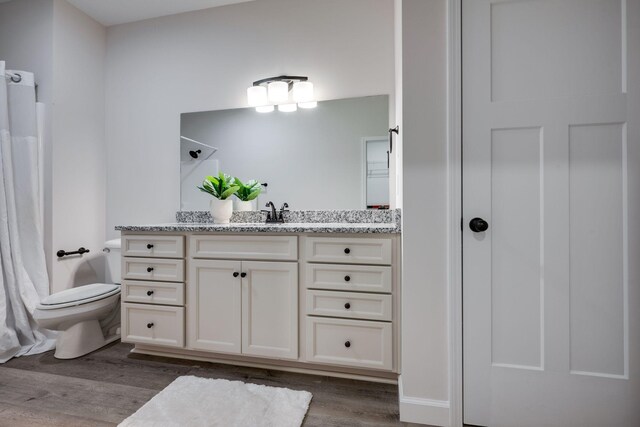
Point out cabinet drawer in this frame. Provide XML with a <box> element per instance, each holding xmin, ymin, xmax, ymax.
<box><xmin>122</xmin><ymin>280</ymin><xmax>184</xmax><ymax>306</ymax></box>
<box><xmin>122</xmin><ymin>258</ymin><xmax>185</xmax><ymax>282</ymax></box>
<box><xmin>306</xmin><ymin>290</ymin><xmax>392</xmax><ymax>321</ymax></box>
<box><xmin>305</xmin><ymin>264</ymin><xmax>392</xmax><ymax>293</ymax></box>
<box><xmin>122</xmin><ymin>303</ymin><xmax>184</xmax><ymax>348</ymax></box>
<box><xmin>190</xmin><ymin>235</ymin><xmax>297</xmax><ymax>261</ymax></box>
<box><xmin>123</xmin><ymin>235</ymin><xmax>184</xmax><ymax>258</ymax></box>
<box><xmin>305</xmin><ymin>237</ymin><xmax>392</xmax><ymax>265</ymax></box>
<box><xmin>305</xmin><ymin>317</ymin><xmax>392</xmax><ymax>371</ymax></box>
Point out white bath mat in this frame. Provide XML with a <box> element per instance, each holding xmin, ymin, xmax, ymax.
<box><xmin>118</xmin><ymin>375</ymin><xmax>312</xmax><ymax>427</ymax></box>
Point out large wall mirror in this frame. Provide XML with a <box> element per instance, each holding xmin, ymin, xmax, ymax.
<box><xmin>180</xmin><ymin>95</ymin><xmax>390</xmax><ymax>211</ymax></box>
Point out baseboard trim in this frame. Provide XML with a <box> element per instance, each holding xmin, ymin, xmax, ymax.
<box><xmin>398</xmin><ymin>376</ymin><xmax>451</xmax><ymax>426</ymax></box>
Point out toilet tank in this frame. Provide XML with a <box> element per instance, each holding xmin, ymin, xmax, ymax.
<box><xmin>104</xmin><ymin>238</ymin><xmax>122</xmax><ymax>284</ymax></box>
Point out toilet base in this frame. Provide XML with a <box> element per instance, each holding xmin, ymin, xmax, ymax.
<box><xmin>54</xmin><ymin>319</ymin><xmax>119</xmax><ymax>359</ymax></box>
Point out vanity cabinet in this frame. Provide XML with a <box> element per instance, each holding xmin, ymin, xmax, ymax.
<box><xmin>119</xmin><ymin>230</ymin><xmax>400</xmax><ymax>381</ymax></box>
<box><xmin>187</xmin><ymin>234</ymin><xmax>298</xmax><ymax>360</ymax></box>
<box><xmin>121</xmin><ymin>235</ymin><xmax>186</xmax><ymax>348</ymax></box>
<box><xmin>302</xmin><ymin>236</ymin><xmax>395</xmax><ymax>371</ymax></box>
<box><xmin>187</xmin><ymin>259</ymin><xmax>298</xmax><ymax>360</ymax></box>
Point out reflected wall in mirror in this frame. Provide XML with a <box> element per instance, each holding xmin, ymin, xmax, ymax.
<box><xmin>180</xmin><ymin>95</ymin><xmax>389</xmax><ymax>211</ymax></box>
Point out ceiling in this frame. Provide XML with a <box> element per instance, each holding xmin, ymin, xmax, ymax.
<box><xmin>66</xmin><ymin>0</ymin><xmax>256</xmax><ymax>26</ymax></box>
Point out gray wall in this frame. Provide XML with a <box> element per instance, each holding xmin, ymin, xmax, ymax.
<box><xmin>181</xmin><ymin>95</ymin><xmax>389</xmax><ymax>210</ymax></box>
<box><xmin>105</xmin><ymin>0</ymin><xmax>395</xmax><ymax>234</ymax></box>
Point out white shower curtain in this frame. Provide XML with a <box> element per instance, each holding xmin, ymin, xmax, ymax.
<box><xmin>0</xmin><ymin>61</ymin><xmax>56</xmax><ymax>363</ymax></box>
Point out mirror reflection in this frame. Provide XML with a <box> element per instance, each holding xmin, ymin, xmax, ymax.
<box><xmin>180</xmin><ymin>95</ymin><xmax>389</xmax><ymax>211</ymax></box>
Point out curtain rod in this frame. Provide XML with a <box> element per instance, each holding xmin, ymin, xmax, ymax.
<box><xmin>4</xmin><ymin>71</ymin><xmax>22</xmax><ymax>83</ymax></box>
<box><xmin>4</xmin><ymin>71</ymin><xmax>39</xmax><ymax>101</ymax></box>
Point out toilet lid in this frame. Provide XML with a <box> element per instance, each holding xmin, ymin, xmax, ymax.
<box><xmin>40</xmin><ymin>283</ymin><xmax>120</xmax><ymax>307</ymax></box>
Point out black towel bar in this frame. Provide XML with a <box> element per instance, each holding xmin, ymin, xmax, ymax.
<box><xmin>57</xmin><ymin>247</ymin><xmax>90</xmax><ymax>258</ymax></box>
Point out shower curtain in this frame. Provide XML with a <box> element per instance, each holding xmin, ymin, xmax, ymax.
<box><xmin>0</xmin><ymin>61</ymin><xmax>56</xmax><ymax>363</ymax></box>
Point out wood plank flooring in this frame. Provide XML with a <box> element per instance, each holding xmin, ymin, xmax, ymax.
<box><xmin>0</xmin><ymin>342</ymin><xmax>422</xmax><ymax>427</ymax></box>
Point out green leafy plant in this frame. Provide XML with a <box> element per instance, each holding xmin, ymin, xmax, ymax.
<box><xmin>234</xmin><ymin>178</ymin><xmax>262</xmax><ymax>201</ymax></box>
<box><xmin>197</xmin><ymin>172</ymin><xmax>240</xmax><ymax>200</ymax></box>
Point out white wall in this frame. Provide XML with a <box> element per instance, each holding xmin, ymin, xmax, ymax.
<box><xmin>50</xmin><ymin>0</ymin><xmax>106</xmax><ymax>292</ymax></box>
<box><xmin>105</xmin><ymin>0</ymin><xmax>395</xmax><ymax>235</ymax></box>
<box><xmin>181</xmin><ymin>95</ymin><xmax>389</xmax><ymax>210</ymax></box>
<box><xmin>0</xmin><ymin>0</ymin><xmax>53</xmax><ymax>104</ymax></box>
<box><xmin>0</xmin><ymin>0</ymin><xmax>55</xmax><ymax>279</ymax></box>
<box><xmin>399</xmin><ymin>0</ymin><xmax>450</xmax><ymax>425</ymax></box>
<box><xmin>0</xmin><ymin>0</ymin><xmax>106</xmax><ymax>293</ymax></box>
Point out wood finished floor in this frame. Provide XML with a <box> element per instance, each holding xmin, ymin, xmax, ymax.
<box><xmin>0</xmin><ymin>342</ymin><xmax>425</xmax><ymax>427</ymax></box>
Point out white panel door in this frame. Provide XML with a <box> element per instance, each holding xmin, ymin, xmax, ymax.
<box><xmin>463</xmin><ymin>0</ymin><xmax>640</xmax><ymax>426</ymax></box>
<box><xmin>187</xmin><ymin>259</ymin><xmax>242</xmax><ymax>353</ymax></box>
<box><xmin>241</xmin><ymin>261</ymin><xmax>298</xmax><ymax>359</ymax></box>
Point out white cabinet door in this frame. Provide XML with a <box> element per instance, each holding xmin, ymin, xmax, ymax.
<box><xmin>463</xmin><ymin>0</ymin><xmax>640</xmax><ymax>425</ymax></box>
<box><xmin>241</xmin><ymin>261</ymin><xmax>298</xmax><ymax>360</ymax></box>
<box><xmin>187</xmin><ymin>259</ymin><xmax>242</xmax><ymax>354</ymax></box>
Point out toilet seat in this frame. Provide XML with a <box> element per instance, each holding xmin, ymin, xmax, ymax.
<box><xmin>38</xmin><ymin>283</ymin><xmax>120</xmax><ymax>310</ymax></box>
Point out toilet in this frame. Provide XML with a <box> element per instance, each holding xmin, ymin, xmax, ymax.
<box><xmin>34</xmin><ymin>239</ymin><xmax>122</xmax><ymax>359</ymax></box>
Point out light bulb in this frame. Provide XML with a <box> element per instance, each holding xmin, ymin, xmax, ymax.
<box><xmin>298</xmin><ymin>101</ymin><xmax>317</xmax><ymax>109</ymax></box>
<box><xmin>256</xmin><ymin>105</ymin><xmax>274</xmax><ymax>113</ymax></box>
<box><xmin>268</xmin><ymin>81</ymin><xmax>289</xmax><ymax>103</ymax></box>
<box><xmin>278</xmin><ymin>103</ymin><xmax>297</xmax><ymax>112</ymax></box>
<box><xmin>247</xmin><ymin>86</ymin><xmax>267</xmax><ymax>106</ymax></box>
<box><xmin>292</xmin><ymin>81</ymin><xmax>314</xmax><ymax>102</ymax></box>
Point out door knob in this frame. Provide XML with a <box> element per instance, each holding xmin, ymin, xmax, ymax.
<box><xmin>469</xmin><ymin>217</ymin><xmax>489</xmax><ymax>233</ymax></box>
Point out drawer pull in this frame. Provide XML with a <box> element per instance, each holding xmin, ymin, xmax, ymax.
<box><xmin>344</xmin><ymin>302</ymin><xmax>351</xmax><ymax>310</ymax></box>
<box><xmin>233</xmin><ymin>272</ymin><xmax>239</xmax><ymax>277</ymax></box>
<box><xmin>344</xmin><ymin>248</ymin><xmax>351</xmax><ymax>254</ymax></box>
<box><xmin>344</xmin><ymin>275</ymin><xmax>351</xmax><ymax>282</ymax></box>
<box><xmin>146</xmin><ymin>290</ymin><xmax>154</xmax><ymax>296</ymax></box>
<box><xmin>241</xmin><ymin>272</ymin><xmax>247</xmax><ymax>278</ymax></box>
<box><xmin>146</xmin><ymin>244</ymin><xmax>154</xmax><ymax>249</ymax></box>
<box><xmin>344</xmin><ymin>340</ymin><xmax>351</xmax><ymax>348</ymax></box>
<box><xmin>147</xmin><ymin>322</ymin><xmax>154</xmax><ymax>329</ymax></box>
<box><xmin>146</xmin><ymin>267</ymin><xmax>154</xmax><ymax>272</ymax></box>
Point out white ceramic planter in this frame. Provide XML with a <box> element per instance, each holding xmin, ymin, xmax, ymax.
<box><xmin>234</xmin><ymin>199</ymin><xmax>255</xmax><ymax>212</ymax></box>
<box><xmin>210</xmin><ymin>198</ymin><xmax>233</xmax><ymax>224</ymax></box>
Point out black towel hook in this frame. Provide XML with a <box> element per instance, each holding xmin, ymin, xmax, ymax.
<box><xmin>389</xmin><ymin>126</ymin><xmax>399</xmax><ymax>153</ymax></box>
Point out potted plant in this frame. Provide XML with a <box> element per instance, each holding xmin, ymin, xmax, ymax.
<box><xmin>233</xmin><ymin>178</ymin><xmax>262</xmax><ymax>211</ymax></box>
<box><xmin>197</xmin><ymin>172</ymin><xmax>240</xmax><ymax>224</ymax></box>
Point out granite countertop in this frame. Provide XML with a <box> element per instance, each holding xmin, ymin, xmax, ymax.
<box><xmin>115</xmin><ymin>221</ymin><xmax>399</xmax><ymax>234</ymax></box>
<box><xmin>116</xmin><ymin>209</ymin><xmax>401</xmax><ymax>234</ymax></box>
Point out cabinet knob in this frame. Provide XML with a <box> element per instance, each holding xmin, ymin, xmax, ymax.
<box><xmin>344</xmin><ymin>302</ymin><xmax>351</xmax><ymax>310</ymax></box>
<box><xmin>146</xmin><ymin>290</ymin><xmax>154</xmax><ymax>296</ymax></box>
<box><xmin>469</xmin><ymin>217</ymin><xmax>489</xmax><ymax>233</ymax></box>
<box><xmin>344</xmin><ymin>340</ymin><xmax>351</xmax><ymax>348</ymax></box>
<box><xmin>344</xmin><ymin>248</ymin><xmax>351</xmax><ymax>254</ymax></box>
<box><xmin>344</xmin><ymin>275</ymin><xmax>351</xmax><ymax>282</ymax></box>
<box><xmin>241</xmin><ymin>272</ymin><xmax>247</xmax><ymax>278</ymax></box>
<box><xmin>147</xmin><ymin>322</ymin><xmax>154</xmax><ymax>329</ymax></box>
<box><xmin>146</xmin><ymin>244</ymin><xmax>154</xmax><ymax>249</ymax></box>
<box><xmin>146</xmin><ymin>267</ymin><xmax>154</xmax><ymax>272</ymax></box>
<box><xmin>233</xmin><ymin>272</ymin><xmax>239</xmax><ymax>277</ymax></box>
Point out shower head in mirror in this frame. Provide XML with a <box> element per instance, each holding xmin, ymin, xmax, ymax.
<box><xmin>189</xmin><ymin>149</ymin><xmax>202</xmax><ymax>159</ymax></box>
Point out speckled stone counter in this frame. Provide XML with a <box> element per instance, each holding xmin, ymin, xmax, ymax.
<box><xmin>116</xmin><ymin>209</ymin><xmax>401</xmax><ymax>234</ymax></box>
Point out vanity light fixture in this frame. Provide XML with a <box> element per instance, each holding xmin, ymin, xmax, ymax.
<box><xmin>247</xmin><ymin>75</ymin><xmax>317</xmax><ymax>112</ymax></box>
